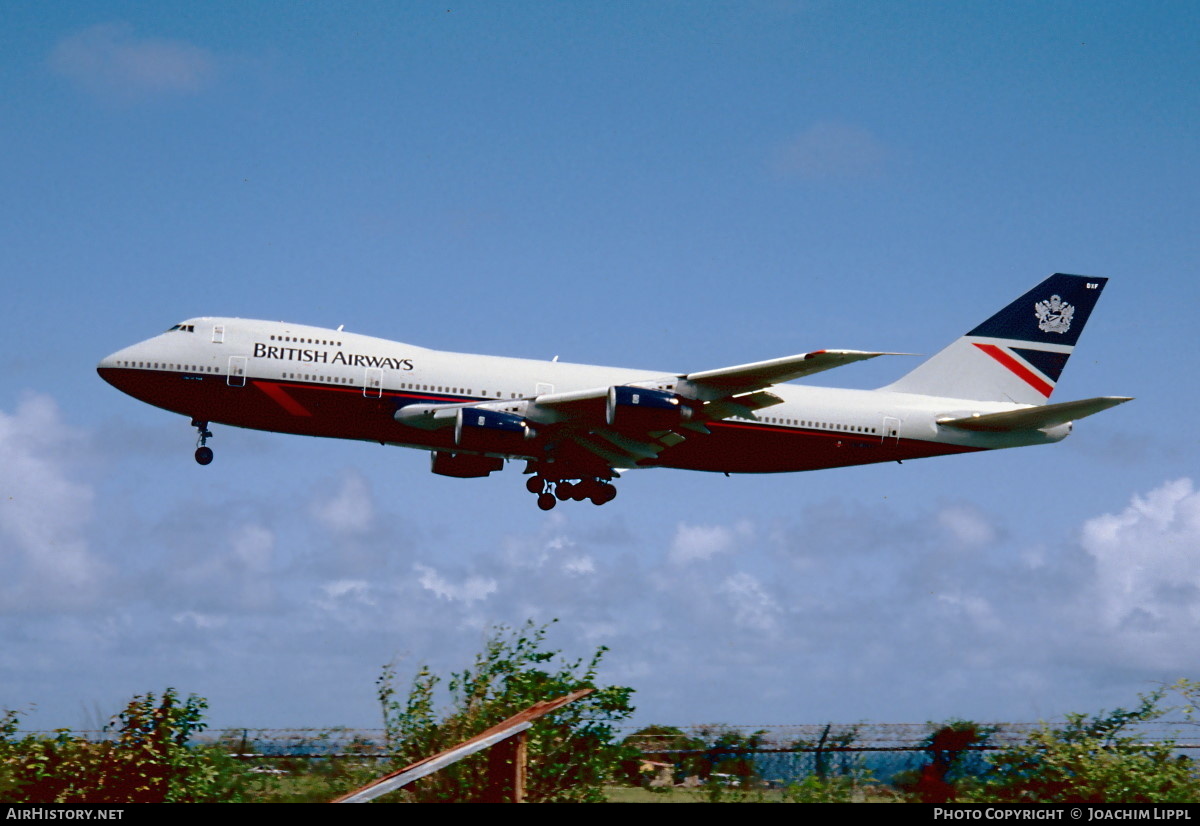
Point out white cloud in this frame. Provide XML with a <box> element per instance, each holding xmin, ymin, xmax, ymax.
<box><xmin>720</xmin><ymin>571</ymin><xmax>781</xmax><ymax>634</ymax></box>
<box><xmin>936</xmin><ymin>591</ymin><xmax>1002</xmax><ymax>632</ymax></box>
<box><xmin>937</xmin><ymin>503</ymin><xmax>998</xmax><ymax>550</ymax></box>
<box><xmin>0</xmin><ymin>393</ymin><xmax>105</xmax><ymax>611</ymax></box>
<box><xmin>232</xmin><ymin>523</ymin><xmax>275</xmax><ymax>572</ymax></box>
<box><xmin>5</xmin><ymin>382</ymin><xmax>1194</xmax><ymax>728</ymax></box>
<box><xmin>562</xmin><ymin>555</ymin><xmax>596</xmax><ymax>577</ymax></box>
<box><xmin>48</xmin><ymin>23</ymin><xmax>217</xmax><ymax>101</ymax></box>
<box><xmin>321</xmin><ymin>579</ymin><xmax>374</xmax><ymax>602</ymax></box>
<box><xmin>773</xmin><ymin>121</ymin><xmax>888</xmax><ymax>181</ymax></box>
<box><xmin>669</xmin><ymin>520</ymin><xmax>754</xmax><ymax>564</ymax></box>
<box><xmin>415</xmin><ymin>563</ymin><xmax>497</xmax><ymax>604</ymax></box>
<box><xmin>1081</xmin><ymin>478</ymin><xmax>1200</xmax><ymax>667</ymax></box>
<box><xmin>311</xmin><ymin>471</ymin><xmax>375</xmax><ymax>535</ymax></box>
<box><xmin>172</xmin><ymin>611</ymin><xmax>227</xmax><ymax>630</ymax></box>
<box><xmin>501</xmin><ymin>513</ymin><xmax>574</xmax><ymax>569</ymax></box>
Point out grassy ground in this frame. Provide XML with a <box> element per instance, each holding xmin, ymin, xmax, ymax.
<box><xmin>605</xmin><ymin>783</ymin><xmax>901</xmax><ymax>803</ymax></box>
<box><xmin>240</xmin><ymin>767</ymin><xmax>893</xmax><ymax>803</ymax></box>
<box><xmin>605</xmin><ymin>786</ymin><xmax>787</xmax><ymax>803</ymax></box>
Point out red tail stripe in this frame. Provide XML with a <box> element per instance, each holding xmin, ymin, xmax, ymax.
<box><xmin>973</xmin><ymin>343</ymin><xmax>1053</xmax><ymax>397</ymax></box>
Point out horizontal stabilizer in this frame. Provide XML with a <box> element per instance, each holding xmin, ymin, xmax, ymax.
<box><xmin>937</xmin><ymin>396</ymin><xmax>1132</xmax><ymax>432</ymax></box>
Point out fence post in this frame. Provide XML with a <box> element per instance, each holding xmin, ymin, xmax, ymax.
<box><xmin>814</xmin><ymin>724</ymin><xmax>830</xmax><ymax>780</ymax></box>
<box><xmin>484</xmin><ymin>728</ymin><xmax>529</xmax><ymax>803</ymax></box>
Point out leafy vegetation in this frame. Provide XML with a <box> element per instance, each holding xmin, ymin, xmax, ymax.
<box><xmin>892</xmin><ymin>719</ymin><xmax>996</xmax><ymax>802</ymax></box>
<box><xmin>376</xmin><ymin>620</ymin><xmax>635</xmax><ymax>802</ymax></box>
<box><xmin>964</xmin><ymin>690</ymin><xmax>1200</xmax><ymax>804</ymax></box>
<box><xmin>781</xmin><ymin>774</ymin><xmax>873</xmax><ymax>803</ymax></box>
<box><xmin>0</xmin><ymin>690</ymin><xmax>250</xmax><ymax>803</ymax></box>
<box><xmin>790</xmin><ymin>723</ymin><xmax>869</xmax><ymax>781</ymax></box>
<box><xmin>3</xmin><ymin>665</ymin><xmax>1198</xmax><ymax>803</ymax></box>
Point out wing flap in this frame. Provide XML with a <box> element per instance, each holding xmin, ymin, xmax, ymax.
<box><xmin>937</xmin><ymin>396</ymin><xmax>1133</xmax><ymax>432</ymax></box>
<box><xmin>701</xmin><ymin>390</ymin><xmax>784</xmax><ymax>421</ymax></box>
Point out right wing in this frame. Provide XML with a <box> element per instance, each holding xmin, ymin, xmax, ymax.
<box><xmin>396</xmin><ymin>349</ymin><xmax>902</xmax><ymax>468</ymax></box>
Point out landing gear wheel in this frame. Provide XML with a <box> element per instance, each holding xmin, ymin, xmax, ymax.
<box><xmin>537</xmin><ymin>492</ymin><xmax>557</xmax><ymax>511</ymax></box>
<box><xmin>587</xmin><ymin>482</ymin><xmax>616</xmax><ymax>505</ymax></box>
<box><xmin>526</xmin><ymin>475</ymin><xmax>544</xmax><ymax>494</ymax></box>
<box><xmin>192</xmin><ymin>418</ymin><xmax>214</xmax><ymax>465</ymax></box>
<box><xmin>591</xmin><ymin>483</ymin><xmax>616</xmax><ymax>505</ymax></box>
<box><xmin>555</xmin><ymin>482</ymin><xmax>574</xmax><ymax>501</ymax></box>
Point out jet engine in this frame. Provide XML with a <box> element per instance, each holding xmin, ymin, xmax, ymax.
<box><xmin>455</xmin><ymin>408</ymin><xmax>536</xmax><ymax>451</ymax></box>
<box><xmin>605</xmin><ymin>386</ymin><xmax>691</xmax><ymax>430</ymax></box>
<box><xmin>430</xmin><ymin>451</ymin><xmax>504</xmax><ymax>478</ymax></box>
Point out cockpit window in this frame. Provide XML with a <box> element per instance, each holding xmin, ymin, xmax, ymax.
<box><xmin>165</xmin><ymin>324</ymin><xmax>196</xmax><ymax>333</ymax></box>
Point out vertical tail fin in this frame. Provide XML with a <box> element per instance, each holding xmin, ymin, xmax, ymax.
<box><xmin>883</xmin><ymin>273</ymin><xmax>1108</xmax><ymax>404</ymax></box>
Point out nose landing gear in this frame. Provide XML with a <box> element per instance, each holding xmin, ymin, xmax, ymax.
<box><xmin>192</xmin><ymin>419</ymin><xmax>214</xmax><ymax>465</ymax></box>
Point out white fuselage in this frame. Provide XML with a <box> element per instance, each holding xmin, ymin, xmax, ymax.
<box><xmin>98</xmin><ymin>317</ymin><xmax>1062</xmax><ymax>476</ymax></box>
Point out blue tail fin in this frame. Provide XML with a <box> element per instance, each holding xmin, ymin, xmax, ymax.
<box><xmin>883</xmin><ymin>274</ymin><xmax>1108</xmax><ymax>404</ymax></box>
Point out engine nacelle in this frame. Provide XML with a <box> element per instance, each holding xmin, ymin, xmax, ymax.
<box><xmin>605</xmin><ymin>386</ymin><xmax>690</xmax><ymax>430</ymax></box>
<box><xmin>1041</xmin><ymin>422</ymin><xmax>1072</xmax><ymax>442</ymax></box>
<box><xmin>455</xmin><ymin>408</ymin><xmax>536</xmax><ymax>451</ymax></box>
<box><xmin>430</xmin><ymin>451</ymin><xmax>504</xmax><ymax>478</ymax></box>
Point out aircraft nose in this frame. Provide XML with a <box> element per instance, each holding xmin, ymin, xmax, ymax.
<box><xmin>97</xmin><ymin>351</ymin><xmax>120</xmax><ymax>386</ymax></box>
<box><xmin>97</xmin><ymin>345</ymin><xmax>137</xmax><ymax>387</ymax></box>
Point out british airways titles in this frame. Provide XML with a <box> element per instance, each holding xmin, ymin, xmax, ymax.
<box><xmin>253</xmin><ymin>342</ymin><xmax>414</xmax><ymax>371</ymax></box>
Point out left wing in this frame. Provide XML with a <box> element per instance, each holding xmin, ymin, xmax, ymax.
<box><xmin>677</xmin><ymin>349</ymin><xmax>903</xmax><ymax>400</ymax></box>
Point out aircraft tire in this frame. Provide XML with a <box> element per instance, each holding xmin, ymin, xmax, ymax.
<box><xmin>526</xmin><ymin>476</ymin><xmax>544</xmax><ymax>494</ymax></box>
<box><xmin>195</xmin><ymin>446</ymin><xmax>214</xmax><ymax>466</ymax></box>
<box><xmin>537</xmin><ymin>492</ymin><xmax>556</xmax><ymax>511</ymax></box>
<box><xmin>555</xmin><ymin>482</ymin><xmax>573</xmax><ymax>500</ymax></box>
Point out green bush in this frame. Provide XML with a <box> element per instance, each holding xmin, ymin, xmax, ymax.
<box><xmin>965</xmin><ymin>691</ymin><xmax>1200</xmax><ymax>804</ymax></box>
<box><xmin>783</xmin><ymin>774</ymin><xmax>870</xmax><ymax>803</ymax></box>
<box><xmin>376</xmin><ymin>620</ymin><xmax>635</xmax><ymax>803</ymax></box>
<box><xmin>0</xmin><ymin>689</ymin><xmax>249</xmax><ymax>803</ymax></box>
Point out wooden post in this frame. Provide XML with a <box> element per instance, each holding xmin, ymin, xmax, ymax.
<box><xmin>512</xmin><ymin>729</ymin><xmax>528</xmax><ymax>803</ymax></box>
<box><xmin>335</xmin><ymin>688</ymin><xmax>592</xmax><ymax>803</ymax></box>
<box><xmin>485</xmin><ymin>728</ymin><xmax>529</xmax><ymax>802</ymax></box>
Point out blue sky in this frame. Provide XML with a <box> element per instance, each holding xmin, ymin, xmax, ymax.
<box><xmin>2</xmin><ymin>1</ymin><xmax>1199</xmax><ymax>731</ymax></box>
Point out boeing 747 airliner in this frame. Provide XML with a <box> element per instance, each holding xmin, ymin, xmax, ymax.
<box><xmin>98</xmin><ymin>273</ymin><xmax>1130</xmax><ymax>509</ymax></box>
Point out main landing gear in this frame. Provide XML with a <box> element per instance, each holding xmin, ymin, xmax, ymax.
<box><xmin>192</xmin><ymin>418</ymin><xmax>214</xmax><ymax>465</ymax></box>
<box><xmin>525</xmin><ymin>475</ymin><xmax>618</xmax><ymax>511</ymax></box>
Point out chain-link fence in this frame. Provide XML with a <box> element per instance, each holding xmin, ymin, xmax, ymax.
<box><xmin>18</xmin><ymin>721</ymin><xmax>1200</xmax><ymax>785</ymax></box>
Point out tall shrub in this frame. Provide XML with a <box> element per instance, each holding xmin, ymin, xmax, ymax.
<box><xmin>376</xmin><ymin>621</ymin><xmax>635</xmax><ymax>802</ymax></box>
<box><xmin>966</xmin><ymin>691</ymin><xmax>1200</xmax><ymax>804</ymax></box>
<box><xmin>0</xmin><ymin>689</ymin><xmax>247</xmax><ymax>803</ymax></box>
